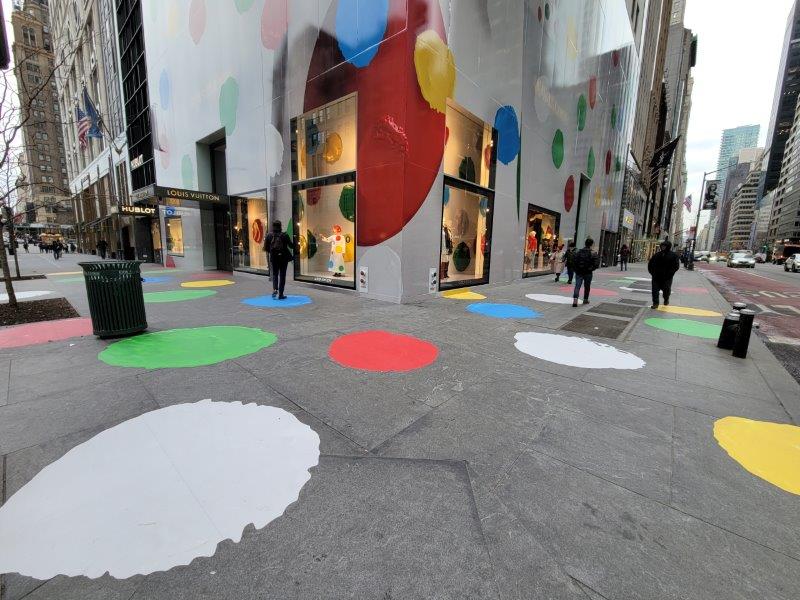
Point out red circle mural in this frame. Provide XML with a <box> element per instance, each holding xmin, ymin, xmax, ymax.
<box><xmin>328</xmin><ymin>330</ymin><xmax>439</xmax><ymax>372</ymax></box>
<box><xmin>304</xmin><ymin>0</ymin><xmax>447</xmax><ymax>247</ymax></box>
<box><xmin>588</xmin><ymin>77</ymin><xmax>597</xmax><ymax>109</ymax></box>
<box><xmin>251</xmin><ymin>218</ymin><xmax>265</xmax><ymax>244</ymax></box>
<box><xmin>564</xmin><ymin>176</ymin><xmax>575</xmax><ymax>212</ymax></box>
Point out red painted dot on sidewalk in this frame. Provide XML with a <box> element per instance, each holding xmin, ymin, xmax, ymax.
<box><xmin>0</xmin><ymin>317</ymin><xmax>93</xmax><ymax>349</ymax></box>
<box><xmin>328</xmin><ymin>330</ymin><xmax>439</xmax><ymax>372</ymax></box>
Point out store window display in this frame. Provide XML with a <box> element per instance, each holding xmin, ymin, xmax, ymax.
<box><xmin>291</xmin><ymin>95</ymin><xmax>357</xmax><ymax>289</ymax></box>
<box><xmin>439</xmin><ymin>102</ymin><xmax>496</xmax><ymax>289</ymax></box>
<box><xmin>293</xmin><ymin>179</ymin><xmax>356</xmax><ymax>287</ymax></box>
<box><xmin>523</xmin><ymin>205</ymin><xmax>561</xmax><ymax>276</ymax></box>
<box><xmin>440</xmin><ymin>183</ymin><xmax>493</xmax><ymax>288</ymax></box>
<box><xmin>165</xmin><ymin>216</ymin><xmax>184</xmax><ymax>255</ymax></box>
<box><xmin>231</xmin><ymin>192</ymin><xmax>268</xmax><ymax>274</ymax></box>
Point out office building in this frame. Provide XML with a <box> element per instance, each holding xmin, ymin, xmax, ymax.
<box><xmin>49</xmin><ymin>0</ymin><xmax>131</xmax><ymax>258</ymax></box>
<box><xmin>10</xmin><ymin>0</ymin><xmax>73</xmax><ymax>233</ymax></box>
<box><xmin>713</xmin><ymin>147</ymin><xmax>763</xmax><ymax>250</ymax></box>
<box><xmin>760</xmin><ymin>0</ymin><xmax>800</xmax><ymax>198</ymax></box>
<box><xmin>725</xmin><ymin>151</ymin><xmax>766</xmax><ymax>251</ymax></box>
<box><xmin>767</xmin><ymin>93</ymin><xmax>800</xmax><ymax>246</ymax></box>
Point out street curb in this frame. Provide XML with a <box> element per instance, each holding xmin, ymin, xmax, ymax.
<box><xmin>696</xmin><ymin>268</ymin><xmax>800</xmax><ymax>424</ymax></box>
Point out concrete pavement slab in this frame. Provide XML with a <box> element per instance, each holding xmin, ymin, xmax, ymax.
<box><xmin>124</xmin><ymin>456</ymin><xmax>498</xmax><ymax>600</ymax></box>
<box><xmin>671</xmin><ymin>408</ymin><xmax>800</xmax><ymax>560</ymax></box>
<box><xmin>494</xmin><ymin>450</ymin><xmax>800</xmax><ymax>600</ymax></box>
<box><xmin>675</xmin><ymin>348</ymin><xmax>776</xmax><ymax>398</ymax></box>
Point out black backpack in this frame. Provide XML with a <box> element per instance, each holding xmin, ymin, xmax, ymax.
<box><xmin>574</xmin><ymin>248</ymin><xmax>595</xmax><ymax>273</ymax></box>
<box><xmin>269</xmin><ymin>233</ymin><xmax>286</xmax><ymax>255</ymax></box>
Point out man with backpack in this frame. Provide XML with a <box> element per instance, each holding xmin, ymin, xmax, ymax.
<box><xmin>572</xmin><ymin>238</ymin><xmax>599</xmax><ymax>307</ymax></box>
<box><xmin>648</xmin><ymin>240</ymin><xmax>680</xmax><ymax>309</ymax></box>
<box><xmin>263</xmin><ymin>220</ymin><xmax>294</xmax><ymax>300</ymax></box>
<box><xmin>563</xmin><ymin>241</ymin><xmax>577</xmax><ymax>284</ymax></box>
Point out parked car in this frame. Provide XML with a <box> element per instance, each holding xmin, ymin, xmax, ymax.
<box><xmin>784</xmin><ymin>253</ymin><xmax>800</xmax><ymax>273</ymax></box>
<box><xmin>727</xmin><ymin>252</ymin><xmax>756</xmax><ymax>268</ymax></box>
<box><xmin>716</xmin><ymin>252</ymin><xmax>729</xmax><ymax>263</ymax></box>
<box><xmin>755</xmin><ymin>253</ymin><xmax>767</xmax><ymax>263</ymax></box>
<box><xmin>693</xmin><ymin>251</ymin><xmax>710</xmax><ymax>263</ymax></box>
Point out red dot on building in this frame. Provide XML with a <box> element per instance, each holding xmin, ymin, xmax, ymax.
<box><xmin>328</xmin><ymin>330</ymin><xmax>439</xmax><ymax>372</ymax></box>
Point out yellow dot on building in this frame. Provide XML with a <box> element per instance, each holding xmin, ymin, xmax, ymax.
<box><xmin>414</xmin><ymin>29</ymin><xmax>456</xmax><ymax>114</ymax></box>
<box><xmin>180</xmin><ymin>280</ymin><xmax>235</xmax><ymax>288</ymax></box>
<box><xmin>714</xmin><ymin>416</ymin><xmax>800</xmax><ymax>495</ymax></box>
<box><xmin>656</xmin><ymin>305</ymin><xmax>722</xmax><ymax>317</ymax></box>
<box><xmin>441</xmin><ymin>288</ymin><xmax>486</xmax><ymax>300</ymax></box>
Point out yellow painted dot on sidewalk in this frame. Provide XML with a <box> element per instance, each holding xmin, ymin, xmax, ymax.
<box><xmin>441</xmin><ymin>288</ymin><xmax>487</xmax><ymax>300</ymax></box>
<box><xmin>714</xmin><ymin>416</ymin><xmax>800</xmax><ymax>495</ymax></box>
<box><xmin>180</xmin><ymin>280</ymin><xmax>235</xmax><ymax>288</ymax></box>
<box><xmin>49</xmin><ymin>271</ymin><xmax>82</xmax><ymax>276</ymax></box>
<box><xmin>656</xmin><ymin>305</ymin><xmax>721</xmax><ymax>318</ymax></box>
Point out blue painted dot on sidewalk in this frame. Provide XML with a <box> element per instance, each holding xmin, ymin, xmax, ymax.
<box><xmin>142</xmin><ymin>276</ymin><xmax>173</xmax><ymax>284</ymax></box>
<box><xmin>467</xmin><ymin>303</ymin><xmax>542</xmax><ymax>319</ymax></box>
<box><xmin>242</xmin><ymin>295</ymin><xmax>312</xmax><ymax>308</ymax></box>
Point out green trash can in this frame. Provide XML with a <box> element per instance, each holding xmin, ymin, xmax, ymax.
<box><xmin>79</xmin><ymin>261</ymin><xmax>148</xmax><ymax>338</ymax></box>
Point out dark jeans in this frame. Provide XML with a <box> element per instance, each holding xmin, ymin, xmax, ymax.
<box><xmin>651</xmin><ymin>278</ymin><xmax>672</xmax><ymax>306</ymax></box>
<box><xmin>573</xmin><ymin>272</ymin><xmax>593</xmax><ymax>300</ymax></box>
<box><xmin>620</xmin><ymin>258</ymin><xmax>628</xmax><ymax>271</ymax></box>
<box><xmin>271</xmin><ymin>259</ymin><xmax>288</xmax><ymax>296</ymax></box>
<box><xmin>566</xmin><ymin>266</ymin><xmax>574</xmax><ymax>283</ymax></box>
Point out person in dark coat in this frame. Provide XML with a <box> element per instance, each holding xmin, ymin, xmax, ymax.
<box><xmin>619</xmin><ymin>244</ymin><xmax>630</xmax><ymax>271</ymax></box>
<box><xmin>572</xmin><ymin>238</ymin><xmax>600</xmax><ymax>307</ymax></box>
<box><xmin>563</xmin><ymin>241</ymin><xmax>577</xmax><ymax>284</ymax></box>
<box><xmin>263</xmin><ymin>220</ymin><xmax>294</xmax><ymax>300</ymax></box>
<box><xmin>648</xmin><ymin>240</ymin><xmax>680</xmax><ymax>309</ymax></box>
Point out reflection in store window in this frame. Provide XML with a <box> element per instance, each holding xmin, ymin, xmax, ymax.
<box><xmin>523</xmin><ymin>205</ymin><xmax>561</xmax><ymax>276</ymax></box>
<box><xmin>232</xmin><ymin>193</ymin><xmax>268</xmax><ymax>273</ymax></box>
<box><xmin>440</xmin><ymin>183</ymin><xmax>493</xmax><ymax>288</ymax></box>
<box><xmin>444</xmin><ymin>101</ymin><xmax>496</xmax><ymax>189</ymax></box>
<box><xmin>293</xmin><ymin>176</ymin><xmax>356</xmax><ymax>288</ymax></box>
<box><xmin>150</xmin><ymin>217</ymin><xmax>162</xmax><ymax>264</ymax></box>
<box><xmin>291</xmin><ymin>94</ymin><xmax>357</xmax><ymax>182</ymax></box>
<box><xmin>165</xmin><ymin>216</ymin><xmax>184</xmax><ymax>255</ymax></box>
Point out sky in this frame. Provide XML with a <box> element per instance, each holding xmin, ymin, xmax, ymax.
<box><xmin>683</xmin><ymin>0</ymin><xmax>795</xmax><ymax>231</ymax></box>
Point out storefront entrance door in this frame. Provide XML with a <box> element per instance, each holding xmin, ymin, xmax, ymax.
<box><xmin>213</xmin><ymin>204</ymin><xmax>232</xmax><ymax>271</ymax></box>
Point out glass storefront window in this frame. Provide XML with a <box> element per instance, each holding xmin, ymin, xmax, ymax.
<box><xmin>165</xmin><ymin>216</ymin><xmax>184</xmax><ymax>255</ymax></box>
<box><xmin>291</xmin><ymin>94</ymin><xmax>357</xmax><ymax>182</ymax></box>
<box><xmin>440</xmin><ymin>180</ymin><xmax>493</xmax><ymax>289</ymax></box>
<box><xmin>444</xmin><ymin>101</ymin><xmax>497</xmax><ymax>190</ymax></box>
<box><xmin>231</xmin><ymin>192</ymin><xmax>269</xmax><ymax>274</ymax></box>
<box><xmin>523</xmin><ymin>205</ymin><xmax>561</xmax><ymax>276</ymax></box>
<box><xmin>293</xmin><ymin>174</ymin><xmax>356</xmax><ymax>288</ymax></box>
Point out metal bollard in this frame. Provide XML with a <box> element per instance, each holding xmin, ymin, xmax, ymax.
<box><xmin>717</xmin><ymin>312</ymin><xmax>740</xmax><ymax>350</ymax></box>
<box><xmin>732</xmin><ymin>302</ymin><xmax>748</xmax><ymax>311</ymax></box>
<box><xmin>732</xmin><ymin>309</ymin><xmax>756</xmax><ymax>359</ymax></box>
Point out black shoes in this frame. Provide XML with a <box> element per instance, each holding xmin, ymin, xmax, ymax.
<box><xmin>278</xmin><ymin>295</ymin><xmax>287</xmax><ymax>300</ymax></box>
<box><xmin>583</xmin><ymin>299</ymin><xmax>589</xmax><ymax>305</ymax></box>
<box><xmin>271</xmin><ymin>290</ymin><xmax>278</xmax><ymax>298</ymax></box>
<box><xmin>572</xmin><ymin>299</ymin><xmax>578</xmax><ymax>307</ymax></box>
<box><xmin>651</xmin><ymin>304</ymin><xmax>659</xmax><ymax>309</ymax></box>
<box><xmin>664</xmin><ymin>299</ymin><xmax>670</xmax><ymax>306</ymax></box>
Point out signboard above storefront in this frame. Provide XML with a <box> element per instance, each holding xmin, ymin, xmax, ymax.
<box><xmin>131</xmin><ymin>185</ymin><xmax>229</xmax><ymax>206</ymax></box>
<box><xmin>622</xmin><ymin>209</ymin><xmax>634</xmax><ymax>230</ymax></box>
<box><xmin>120</xmin><ymin>204</ymin><xmax>157</xmax><ymax>216</ymax></box>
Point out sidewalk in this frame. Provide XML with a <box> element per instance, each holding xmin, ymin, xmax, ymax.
<box><xmin>1</xmin><ymin>254</ymin><xmax>798</xmax><ymax>599</ymax></box>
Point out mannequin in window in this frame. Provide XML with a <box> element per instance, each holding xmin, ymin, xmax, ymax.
<box><xmin>321</xmin><ymin>224</ymin><xmax>347</xmax><ymax>277</ymax></box>
<box><xmin>441</xmin><ymin>224</ymin><xmax>453</xmax><ymax>279</ymax></box>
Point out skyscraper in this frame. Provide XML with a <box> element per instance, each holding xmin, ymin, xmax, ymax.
<box><xmin>708</xmin><ymin>125</ymin><xmax>760</xmax><ymax>245</ymax></box>
<box><xmin>760</xmin><ymin>0</ymin><xmax>800</xmax><ymax>198</ymax></box>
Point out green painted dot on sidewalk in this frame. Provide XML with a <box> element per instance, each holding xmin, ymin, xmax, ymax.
<box><xmin>645</xmin><ymin>318</ymin><xmax>721</xmax><ymax>340</ymax></box>
<box><xmin>144</xmin><ymin>290</ymin><xmax>217</xmax><ymax>303</ymax></box>
<box><xmin>99</xmin><ymin>326</ymin><xmax>277</xmax><ymax>369</ymax></box>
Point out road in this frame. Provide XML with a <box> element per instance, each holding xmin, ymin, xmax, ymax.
<box><xmin>696</xmin><ymin>261</ymin><xmax>800</xmax><ymax>383</ymax></box>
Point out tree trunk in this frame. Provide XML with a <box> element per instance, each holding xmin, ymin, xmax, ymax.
<box><xmin>0</xmin><ymin>223</ymin><xmax>17</xmax><ymax>308</ymax></box>
<box><xmin>10</xmin><ymin>222</ymin><xmax>20</xmax><ymax>279</ymax></box>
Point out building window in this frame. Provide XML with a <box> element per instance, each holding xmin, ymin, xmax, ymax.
<box><xmin>22</xmin><ymin>26</ymin><xmax>36</xmax><ymax>47</ymax></box>
<box><xmin>439</xmin><ymin>102</ymin><xmax>497</xmax><ymax>290</ymax></box>
<box><xmin>165</xmin><ymin>216</ymin><xmax>184</xmax><ymax>255</ymax></box>
<box><xmin>290</xmin><ymin>94</ymin><xmax>357</xmax><ymax>289</ymax></box>
<box><xmin>523</xmin><ymin>205</ymin><xmax>562</xmax><ymax>277</ymax></box>
<box><xmin>231</xmin><ymin>192</ymin><xmax>269</xmax><ymax>274</ymax></box>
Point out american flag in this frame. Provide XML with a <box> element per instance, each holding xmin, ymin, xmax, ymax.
<box><xmin>683</xmin><ymin>194</ymin><xmax>692</xmax><ymax>211</ymax></box>
<box><xmin>76</xmin><ymin>107</ymin><xmax>90</xmax><ymax>149</ymax></box>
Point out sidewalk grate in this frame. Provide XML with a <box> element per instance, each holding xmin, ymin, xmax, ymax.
<box><xmin>560</xmin><ymin>314</ymin><xmax>630</xmax><ymax>339</ymax></box>
<box><xmin>587</xmin><ymin>302</ymin><xmax>642</xmax><ymax>318</ymax></box>
<box><xmin>619</xmin><ymin>299</ymin><xmax>648</xmax><ymax>306</ymax></box>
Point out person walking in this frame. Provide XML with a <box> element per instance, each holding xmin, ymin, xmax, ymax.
<box><xmin>97</xmin><ymin>239</ymin><xmax>108</xmax><ymax>259</ymax></box>
<box><xmin>263</xmin><ymin>220</ymin><xmax>294</xmax><ymax>300</ymax></box>
<box><xmin>648</xmin><ymin>240</ymin><xmax>680</xmax><ymax>309</ymax></box>
<box><xmin>563</xmin><ymin>241</ymin><xmax>577</xmax><ymax>284</ymax></box>
<box><xmin>52</xmin><ymin>239</ymin><xmax>63</xmax><ymax>260</ymax></box>
<box><xmin>619</xmin><ymin>244</ymin><xmax>630</xmax><ymax>271</ymax></box>
<box><xmin>572</xmin><ymin>238</ymin><xmax>599</xmax><ymax>307</ymax></box>
<box><xmin>550</xmin><ymin>243</ymin><xmax>565</xmax><ymax>282</ymax></box>
<box><xmin>23</xmin><ymin>239</ymin><xmax>28</xmax><ymax>253</ymax></box>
